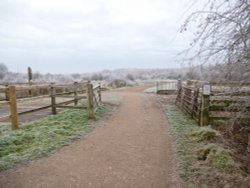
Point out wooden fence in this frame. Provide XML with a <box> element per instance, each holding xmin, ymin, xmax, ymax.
<box><xmin>175</xmin><ymin>81</ymin><xmax>250</xmax><ymax>126</ymax></box>
<box><xmin>175</xmin><ymin>85</ymin><xmax>201</xmax><ymax>123</ymax></box>
<box><xmin>0</xmin><ymin>81</ymin><xmax>102</xmax><ymax>130</ymax></box>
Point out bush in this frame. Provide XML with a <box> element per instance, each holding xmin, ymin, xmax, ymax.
<box><xmin>108</xmin><ymin>79</ymin><xmax>127</xmax><ymax>88</ymax></box>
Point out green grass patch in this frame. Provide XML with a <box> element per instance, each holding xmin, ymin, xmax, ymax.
<box><xmin>165</xmin><ymin>105</ymin><xmax>199</xmax><ymax>181</ymax></box>
<box><xmin>196</xmin><ymin>144</ymin><xmax>217</xmax><ymax>161</ymax></box>
<box><xmin>164</xmin><ymin>105</ymin><xmax>241</xmax><ymax>186</ymax></box>
<box><xmin>0</xmin><ymin>104</ymin><xmax>110</xmax><ymax>170</ymax></box>
<box><xmin>206</xmin><ymin>147</ymin><xmax>237</xmax><ymax>173</ymax></box>
<box><xmin>190</xmin><ymin>127</ymin><xmax>219</xmax><ymax>142</ymax></box>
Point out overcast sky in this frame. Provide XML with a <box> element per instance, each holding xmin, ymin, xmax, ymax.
<box><xmin>0</xmin><ymin>0</ymin><xmax>200</xmax><ymax>74</ymax></box>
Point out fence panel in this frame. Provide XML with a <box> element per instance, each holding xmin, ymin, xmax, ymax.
<box><xmin>176</xmin><ymin>81</ymin><xmax>250</xmax><ymax>126</ymax></box>
<box><xmin>0</xmin><ymin>81</ymin><xmax>101</xmax><ymax>130</ymax></box>
<box><xmin>176</xmin><ymin>86</ymin><xmax>202</xmax><ymax>123</ymax></box>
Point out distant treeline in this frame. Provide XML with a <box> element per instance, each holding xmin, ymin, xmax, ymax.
<box><xmin>0</xmin><ymin>63</ymin><xmax>183</xmax><ymax>84</ymax></box>
<box><xmin>1</xmin><ymin>62</ymin><xmax>248</xmax><ymax>85</ymax></box>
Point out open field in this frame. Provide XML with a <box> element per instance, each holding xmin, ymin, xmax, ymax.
<box><xmin>0</xmin><ymin>97</ymin><xmax>69</xmax><ymax>124</ymax></box>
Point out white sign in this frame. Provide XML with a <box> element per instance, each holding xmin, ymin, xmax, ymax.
<box><xmin>203</xmin><ymin>85</ymin><xmax>211</xmax><ymax>95</ymax></box>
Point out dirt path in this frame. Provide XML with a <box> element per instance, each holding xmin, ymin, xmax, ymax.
<box><xmin>0</xmin><ymin>85</ymin><xmax>180</xmax><ymax>188</ymax></box>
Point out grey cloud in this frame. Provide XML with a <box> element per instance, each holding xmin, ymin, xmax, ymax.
<box><xmin>0</xmin><ymin>0</ymin><xmax>200</xmax><ymax>73</ymax></box>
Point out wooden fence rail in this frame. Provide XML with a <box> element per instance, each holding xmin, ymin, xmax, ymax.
<box><xmin>0</xmin><ymin>82</ymin><xmax>102</xmax><ymax>130</ymax></box>
<box><xmin>176</xmin><ymin>86</ymin><xmax>201</xmax><ymax>124</ymax></box>
<box><xmin>176</xmin><ymin>82</ymin><xmax>250</xmax><ymax>126</ymax></box>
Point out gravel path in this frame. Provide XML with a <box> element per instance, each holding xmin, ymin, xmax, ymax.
<box><xmin>0</xmin><ymin>85</ymin><xmax>181</xmax><ymax>188</ymax></box>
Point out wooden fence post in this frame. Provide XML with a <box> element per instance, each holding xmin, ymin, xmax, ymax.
<box><xmin>98</xmin><ymin>83</ymin><xmax>101</xmax><ymax>102</ymax></box>
<box><xmin>28</xmin><ymin>67</ymin><xmax>33</xmax><ymax>97</ymax></box>
<box><xmin>177</xmin><ymin>79</ymin><xmax>182</xmax><ymax>91</ymax></box>
<box><xmin>200</xmin><ymin>84</ymin><xmax>210</xmax><ymax>126</ymax></box>
<box><xmin>191</xmin><ymin>88</ymin><xmax>199</xmax><ymax>118</ymax></box>
<box><xmin>5</xmin><ymin>84</ymin><xmax>9</xmax><ymax>100</ymax></box>
<box><xmin>87</xmin><ymin>82</ymin><xmax>95</xmax><ymax>119</ymax></box>
<box><xmin>74</xmin><ymin>82</ymin><xmax>78</xmax><ymax>106</ymax></box>
<box><xmin>187</xmin><ymin>79</ymin><xmax>192</xmax><ymax>86</ymax></box>
<box><xmin>8</xmin><ymin>86</ymin><xmax>19</xmax><ymax>130</ymax></box>
<box><xmin>180</xmin><ymin>87</ymin><xmax>185</xmax><ymax>108</ymax></box>
<box><xmin>50</xmin><ymin>85</ymin><xmax>57</xmax><ymax>115</ymax></box>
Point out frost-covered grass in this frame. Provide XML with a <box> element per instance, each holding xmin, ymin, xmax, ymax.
<box><xmin>165</xmin><ymin>105</ymin><xmax>199</xmax><ymax>181</ymax></box>
<box><xmin>190</xmin><ymin>127</ymin><xmax>219</xmax><ymax>142</ymax></box>
<box><xmin>164</xmin><ymin>105</ymin><xmax>241</xmax><ymax>186</ymax></box>
<box><xmin>0</xmin><ymin>104</ymin><xmax>109</xmax><ymax>170</ymax></box>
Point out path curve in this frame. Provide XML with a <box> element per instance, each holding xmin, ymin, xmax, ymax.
<box><xmin>0</xmin><ymin>85</ymin><xmax>180</xmax><ymax>188</ymax></box>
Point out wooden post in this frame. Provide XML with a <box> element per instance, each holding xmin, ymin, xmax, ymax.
<box><xmin>87</xmin><ymin>82</ymin><xmax>95</xmax><ymax>119</ymax></box>
<box><xmin>175</xmin><ymin>80</ymin><xmax>182</xmax><ymax>105</ymax></box>
<box><xmin>183</xmin><ymin>88</ymin><xmax>189</xmax><ymax>110</ymax></box>
<box><xmin>50</xmin><ymin>85</ymin><xmax>57</xmax><ymax>115</ymax></box>
<box><xmin>156</xmin><ymin>82</ymin><xmax>159</xmax><ymax>93</ymax></box>
<box><xmin>175</xmin><ymin>87</ymin><xmax>182</xmax><ymax>104</ymax></box>
<box><xmin>98</xmin><ymin>83</ymin><xmax>101</xmax><ymax>102</ymax></box>
<box><xmin>187</xmin><ymin>79</ymin><xmax>192</xmax><ymax>86</ymax></box>
<box><xmin>180</xmin><ymin>87</ymin><xmax>185</xmax><ymax>108</ymax></box>
<box><xmin>177</xmin><ymin>79</ymin><xmax>182</xmax><ymax>91</ymax></box>
<box><xmin>28</xmin><ymin>67</ymin><xmax>33</xmax><ymax>96</ymax></box>
<box><xmin>5</xmin><ymin>84</ymin><xmax>9</xmax><ymax>100</ymax></box>
<box><xmin>200</xmin><ymin>84</ymin><xmax>210</xmax><ymax>126</ymax></box>
<box><xmin>74</xmin><ymin>82</ymin><xmax>78</xmax><ymax>106</ymax></box>
<box><xmin>8</xmin><ymin>86</ymin><xmax>19</xmax><ymax>130</ymax></box>
<box><xmin>191</xmin><ymin>88</ymin><xmax>199</xmax><ymax>118</ymax></box>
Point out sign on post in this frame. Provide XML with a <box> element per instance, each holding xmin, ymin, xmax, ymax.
<box><xmin>203</xmin><ymin>84</ymin><xmax>211</xmax><ymax>95</ymax></box>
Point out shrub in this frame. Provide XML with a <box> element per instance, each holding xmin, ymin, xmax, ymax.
<box><xmin>108</xmin><ymin>79</ymin><xmax>127</xmax><ymax>88</ymax></box>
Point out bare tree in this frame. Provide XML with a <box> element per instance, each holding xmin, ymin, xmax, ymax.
<box><xmin>181</xmin><ymin>0</ymin><xmax>250</xmax><ymax>78</ymax></box>
<box><xmin>181</xmin><ymin>0</ymin><xmax>250</xmax><ymax>154</ymax></box>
